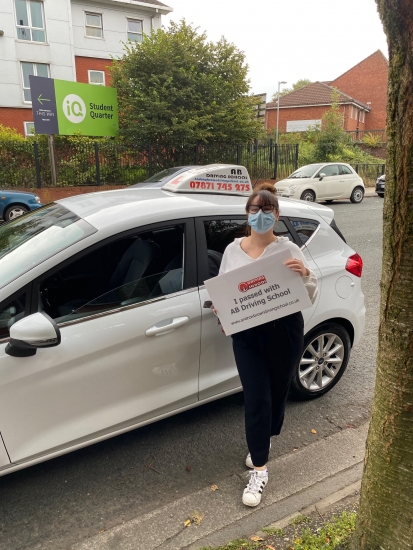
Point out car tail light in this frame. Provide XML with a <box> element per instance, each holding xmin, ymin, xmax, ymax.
<box><xmin>346</xmin><ymin>253</ymin><xmax>363</xmax><ymax>277</ymax></box>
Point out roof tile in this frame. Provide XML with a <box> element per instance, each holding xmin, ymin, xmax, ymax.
<box><xmin>267</xmin><ymin>81</ymin><xmax>370</xmax><ymax>110</ymax></box>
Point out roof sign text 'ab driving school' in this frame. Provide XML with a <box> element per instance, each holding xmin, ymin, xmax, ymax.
<box><xmin>29</xmin><ymin>76</ymin><xmax>119</xmax><ymax>137</ymax></box>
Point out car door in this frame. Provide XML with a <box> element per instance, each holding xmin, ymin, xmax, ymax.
<box><xmin>339</xmin><ymin>164</ymin><xmax>358</xmax><ymax>197</ymax></box>
<box><xmin>195</xmin><ymin>216</ymin><xmax>321</xmax><ymax>400</ymax></box>
<box><xmin>0</xmin><ymin>220</ymin><xmax>201</xmax><ymax>464</ymax></box>
<box><xmin>314</xmin><ymin>165</ymin><xmax>344</xmax><ymax>199</ymax></box>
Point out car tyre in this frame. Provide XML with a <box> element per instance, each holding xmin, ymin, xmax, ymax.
<box><xmin>300</xmin><ymin>190</ymin><xmax>316</xmax><ymax>202</ymax></box>
<box><xmin>350</xmin><ymin>187</ymin><xmax>364</xmax><ymax>203</ymax></box>
<box><xmin>289</xmin><ymin>323</ymin><xmax>351</xmax><ymax>400</ymax></box>
<box><xmin>4</xmin><ymin>205</ymin><xmax>29</xmax><ymax>221</ymax></box>
<box><xmin>377</xmin><ymin>193</ymin><xmax>384</xmax><ymax>198</ymax></box>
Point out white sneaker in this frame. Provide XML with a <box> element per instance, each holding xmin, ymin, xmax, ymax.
<box><xmin>246</xmin><ymin>442</ymin><xmax>271</xmax><ymax>468</ymax></box>
<box><xmin>242</xmin><ymin>469</ymin><xmax>268</xmax><ymax>507</ymax></box>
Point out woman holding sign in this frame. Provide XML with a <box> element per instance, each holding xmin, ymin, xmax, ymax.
<box><xmin>217</xmin><ymin>183</ymin><xmax>318</xmax><ymax>507</ymax></box>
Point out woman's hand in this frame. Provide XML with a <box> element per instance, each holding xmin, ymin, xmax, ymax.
<box><xmin>283</xmin><ymin>258</ymin><xmax>310</xmax><ymax>277</ymax></box>
<box><xmin>212</xmin><ymin>307</ymin><xmax>226</xmax><ymax>334</ymax></box>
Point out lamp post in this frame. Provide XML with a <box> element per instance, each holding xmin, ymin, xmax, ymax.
<box><xmin>275</xmin><ymin>81</ymin><xmax>287</xmax><ymax>145</ymax></box>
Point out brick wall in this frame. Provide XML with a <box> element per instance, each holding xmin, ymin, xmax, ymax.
<box><xmin>0</xmin><ymin>107</ymin><xmax>32</xmax><ymax>135</ymax></box>
<box><xmin>266</xmin><ymin>103</ymin><xmax>366</xmax><ymax>134</ymax></box>
<box><xmin>75</xmin><ymin>56</ymin><xmax>113</xmax><ymax>86</ymax></box>
<box><xmin>10</xmin><ymin>185</ymin><xmax>128</xmax><ymax>203</ymax></box>
<box><xmin>331</xmin><ymin>51</ymin><xmax>388</xmax><ymax>130</ymax></box>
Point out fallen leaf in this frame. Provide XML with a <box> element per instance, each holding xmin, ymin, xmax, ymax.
<box><xmin>183</xmin><ymin>519</ymin><xmax>191</xmax><ymax>527</ymax></box>
<box><xmin>250</xmin><ymin>536</ymin><xmax>263</xmax><ymax>541</ymax></box>
<box><xmin>186</xmin><ymin>465</ymin><xmax>191</xmax><ymax>471</ymax></box>
<box><xmin>310</xmin><ymin>429</ymin><xmax>317</xmax><ymax>434</ymax></box>
<box><xmin>210</xmin><ymin>485</ymin><xmax>219</xmax><ymax>491</ymax></box>
<box><xmin>191</xmin><ymin>510</ymin><xmax>204</xmax><ymax>525</ymax></box>
<box><xmin>266</xmin><ymin>546</ymin><xmax>276</xmax><ymax>550</ymax></box>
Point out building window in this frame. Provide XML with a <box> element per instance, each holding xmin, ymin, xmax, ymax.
<box><xmin>15</xmin><ymin>0</ymin><xmax>46</xmax><ymax>42</ymax></box>
<box><xmin>127</xmin><ymin>19</ymin><xmax>143</xmax><ymax>42</ymax></box>
<box><xmin>21</xmin><ymin>62</ymin><xmax>49</xmax><ymax>102</ymax></box>
<box><xmin>24</xmin><ymin>121</ymin><xmax>35</xmax><ymax>136</ymax></box>
<box><xmin>85</xmin><ymin>12</ymin><xmax>103</xmax><ymax>38</ymax></box>
<box><xmin>88</xmin><ymin>70</ymin><xmax>105</xmax><ymax>85</ymax></box>
<box><xmin>361</xmin><ymin>111</ymin><xmax>365</xmax><ymax>123</ymax></box>
<box><xmin>350</xmin><ymin>106</ymin><xmax>353</xmax><ymax>119</ymax></box>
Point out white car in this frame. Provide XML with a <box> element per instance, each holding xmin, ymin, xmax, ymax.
<box><xmin>275</xmin><ymin>163</ymin><xmax>365</xmax><ymax>203</ymax></box>
<box><xmin>0</xmin><ymin>164</ymin><xmax>365</xmax><ymax>477</ymax></box>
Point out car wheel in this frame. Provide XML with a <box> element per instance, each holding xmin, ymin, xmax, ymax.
<box><xmin>4</xmin><ymin>205</ymin><xmax>29</xmax><ymax>221</ymax></box>
<box><xmin>350</xmin><ymin>187</ymin><xmax>364</xmax><ymax>203</ymax></box>
<box><xmin>289</xmin><ymin>323</ymin><xmax>351</xmax><ymax>400</ymax></box>
<box><xmin>300</xmin><ymin>190</ymin><xmax>316</xmax><ymax>202</ymax></box>
<box><xmin>377</xmin><ymin>193</ymin><xmax>384</xmax><ymax>198</ymax></box>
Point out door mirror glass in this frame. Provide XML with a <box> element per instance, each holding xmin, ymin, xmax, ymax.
<box><xmin>5</xmin><ymin>312</ymin><xmax>61</xmax><ymax>357</ymax></box>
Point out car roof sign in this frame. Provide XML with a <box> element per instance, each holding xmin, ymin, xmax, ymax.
<box><xmin>162</xmin><ymin>164</ymin><xmax>252</xmax><ymax>196</ymax></box>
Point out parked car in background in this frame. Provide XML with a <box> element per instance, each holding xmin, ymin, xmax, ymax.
<box><xmin>275</xmin><ymin>163</ymin><xmax>365</xmax><ymax>204</ymax></box>
<box><xmin>131</xmin><ymin>166</ymin><xmax>197</xmax><ymax>188</ymax></box>
<box><xmin>0</xmin><ymin>191</ymin><xmax>43</xmax><ymax>221</ymax></box>
<box><xmin>375</xmin><ymin>174</ymin><xmax>385</xmax><ymax>197</ymax></box>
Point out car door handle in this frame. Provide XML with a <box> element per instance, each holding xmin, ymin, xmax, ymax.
<box><xmin>145</xmin><ymin>316</ymin><xmax>189</xmax><ymax>337</ymax></box>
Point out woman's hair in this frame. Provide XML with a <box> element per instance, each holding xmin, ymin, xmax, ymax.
<box><xmin>244</xmin><ymin>182</ymin><xmax>279</xmax><ymax>235</ymax></box>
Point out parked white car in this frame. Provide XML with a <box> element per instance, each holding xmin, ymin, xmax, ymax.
<box><xmin>275</xmin><ymin>163</ymin><xmax>365</xmax><ymax>203</ymax></box>
<box><xmin>0</xmin><ymin>164</ymin><xmax>365</xmax><ymax>477</ymax></box>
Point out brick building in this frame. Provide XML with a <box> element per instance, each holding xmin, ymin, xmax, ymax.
<box><xmin>266</xmin><ymin>51</ymin><xmax>388</xmax><ymax>134</ymax></box>
<box><xmin>0</xmin><ymin>0</ymin><xmax>172</xmax><ymax>136</ymax></box>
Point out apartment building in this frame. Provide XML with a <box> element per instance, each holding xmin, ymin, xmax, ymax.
<box><xmin>0</xmin><ymin>0</ymin><xmax>172</xmax><ymax>135</ymax></box>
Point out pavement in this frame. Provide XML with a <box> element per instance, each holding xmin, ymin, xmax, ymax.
<box><xmin>70</xmin><ymin>422</ymin><xmax>369</xmax><ymax>550</ymax></box>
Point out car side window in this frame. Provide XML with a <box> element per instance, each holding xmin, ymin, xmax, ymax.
<box><xmin>39</xmin><ymin>224</ymin><xmax>185</xmax><ymax>324</ymax></box>
<box><xmin>203</xmin><ymin>218</ymin><xmax>294</xmax><ymax>278</ymax></box>
<box><xmin>0</xmin><ymin>292</ymin><xmax>27</xmax><ymax>340</ymax></box>
<box><xmin>289</xmin><ymin>218</ymin><xmax>320</xmax><ymax>245</ymax></box>
<box><xmin>339</xmin><ymin>165</ymin><xmax>353</xmax><ymax>175</ymax></box>
<box><xmin>316</xmin><ymin>165</ymin><xmax>339</xmax><ymax>177</ymax></box>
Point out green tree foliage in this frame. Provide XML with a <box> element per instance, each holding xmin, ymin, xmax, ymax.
<box><xmin>110</xmin><ymin>20</ymin><xmax>264</xmax><ymax>147</ymax></box>
<box><xmin>271</xmin><ymin>78</ymin><xmax>311</xmax><ymax>101</ymax></box>
<box><xmin>311</xmin><ymin>89</ymin><xmax>349</xmax><ymax>160</ymax></box>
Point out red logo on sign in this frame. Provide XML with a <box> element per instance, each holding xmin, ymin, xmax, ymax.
<box><xmin>238</xmin><ymin>275</ymin><xmax>267</xmax><ymax>292</ymax></box>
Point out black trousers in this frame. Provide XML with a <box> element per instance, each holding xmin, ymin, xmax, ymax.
<box><xmin>231</xmin><ymin>312</ymin><xmax>304</xmax><ymax>468</ymax></box>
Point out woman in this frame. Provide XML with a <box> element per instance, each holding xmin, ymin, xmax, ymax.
<box><xmin>216</xmin><ymin>183</ymin><xmax>318</xmax><ymax>507</ymax></box>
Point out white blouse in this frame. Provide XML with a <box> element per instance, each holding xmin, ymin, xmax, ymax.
<box><xmin>219</xmin><ymin>236</ymin><xmax>318</xmax><ymax>304</ymax></box>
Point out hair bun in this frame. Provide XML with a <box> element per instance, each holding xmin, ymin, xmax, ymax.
<box><xmin>255</xmin><ymin>182</ymin><xmax>277</xmax><ymax>195</ymax></box>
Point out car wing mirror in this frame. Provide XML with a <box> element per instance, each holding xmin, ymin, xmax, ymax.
<box><xmin>5</xmin><ymin>312</ymin><xmax>61</xmax><ymax>357</ymax></box>
<box><xmin>319</xmin><ymin>173</ymin><xmax>326</xmax><ymax>180</ymax></box>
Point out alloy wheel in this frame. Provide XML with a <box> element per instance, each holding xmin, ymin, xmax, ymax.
<box><xmin>299</xmin><ymin>333</ymin><xmax>345</xmax><ymax>391</ymax></box>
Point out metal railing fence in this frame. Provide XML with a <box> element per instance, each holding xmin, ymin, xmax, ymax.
<box><xmin>0</xmin><ymin>140</ymin><xmax>300</xmax><ymax>188</ymax></box>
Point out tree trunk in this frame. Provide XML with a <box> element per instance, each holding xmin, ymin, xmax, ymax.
<box><xmin>350</xmin><ymin>1</ymin><xmax>413</xmax><ymax>549</ymax></box>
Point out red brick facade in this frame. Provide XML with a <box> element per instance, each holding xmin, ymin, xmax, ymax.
<box><xmin>75</xmin><ymin>56</ymin><xmax>113</xmax><ymax>87</ymax></box>
<box><xmin>330</xmin><ymin>51</ymin><xmax>388</xmax><ymax>130</ymax></box>
<box><xmin>0</xmin><ymin>107</ymin><xmax>33</xmax><ymax>135</ymax></box>
<box><xmin>266</xmin><ymin>51</ymin><xmax>388</xmax><ymax>134</ymax></box>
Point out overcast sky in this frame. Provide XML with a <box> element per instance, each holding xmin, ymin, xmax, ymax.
<box><xmin>164</xmin><ymin>0</ymin><xmax>388</xmax><ymax>101</ymax></box>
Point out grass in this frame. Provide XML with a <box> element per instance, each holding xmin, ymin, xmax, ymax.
<box><xmin>200</xmin><ymin>511</ymin><xmax>356</xmax><ymax>550</ymax></box>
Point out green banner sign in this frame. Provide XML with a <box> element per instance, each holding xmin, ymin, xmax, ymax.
<box><xmin>30</xmin><ymin>76</ymin><xmax>119</xmax><ymax>137</ymax></box>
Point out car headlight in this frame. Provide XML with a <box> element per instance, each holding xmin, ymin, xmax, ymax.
<box><xmin>35</xmin><ymin>196</ymin><xmax>41</xmax><ymax>204</ymax></box>
<box><xmin>289</xmin><ymin>185</ymin><xmax>297</xmax><ymax>192</ymax></box>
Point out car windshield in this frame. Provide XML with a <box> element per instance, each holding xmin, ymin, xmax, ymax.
<box><xmin>142</xmin><ymin>167</ymin><xmax>187</xmax><ymax>183</ymax></box>
<box><xmin>0</xmin><ymin>204</ymin><xmax>96</xmax><ymax>290</ymax></box>
<box><xmin>288</xmin><ymin>164</ymin><xmax>324</xmax><ymax>179</ymax></box>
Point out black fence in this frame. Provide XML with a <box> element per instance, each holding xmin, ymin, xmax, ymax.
<box><xmin>0</xmin><ymin>140</ymin><xmax>300</xmax><ymax>189</ymax></box>
<box><xmin>346</xmin><ymin>129</ymin><xmax>387</xmax><ymax>143</ymax></box>
<box><xmin>353</xmin><ymin>163</ymin><xmax>385</xmax><ymax>184</ymax></box>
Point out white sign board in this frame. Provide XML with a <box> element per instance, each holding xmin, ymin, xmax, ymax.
<box><xmin>162</xmin><ymin>164</ymin><xmax>252</xmax><ymax>196</ymax></box>
<box><xmin>204</xmin><ymin>249</ymin><xmax>312</xmax><ymax>336</ymax></box>
<box><xmin>286</xmin><ymin>119</ymin><xmax>321</xmax><ymax>132</ymax></box>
